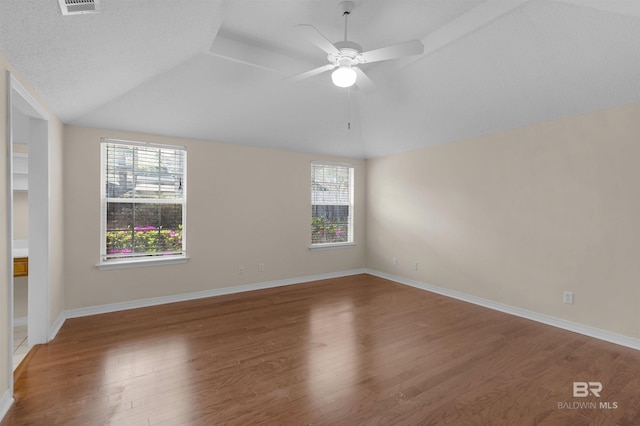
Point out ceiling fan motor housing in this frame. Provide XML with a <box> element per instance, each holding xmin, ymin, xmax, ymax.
<box><xmin>328</xmin><ymin>41</ymin><xmax>363</xmax><ymax>66</ymax></box>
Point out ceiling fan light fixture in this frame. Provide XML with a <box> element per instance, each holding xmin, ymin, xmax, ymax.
<box><xmin>331</xmin><ymin>65</ymin><xmax>357</xmax><ymax>88</ymax></box>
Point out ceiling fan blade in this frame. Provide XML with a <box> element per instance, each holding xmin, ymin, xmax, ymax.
<box><xmin>360</xmin><ymin>39</ymin><xmax>424</xmax><ymax>63</ymax></box>
<box><xmin>296</xmin><ymin>24</ymin><xmax>341</xmax><ymax>56</ymax></box>
<box><xmin>287</xmin><ymin>64</ymin><xmax>336</xmax><ymax>82</ymax></box>
<box><xmin>354</xmin><ymin>67</ymin><xmax>375</xmax><ymax>92</ymax></box>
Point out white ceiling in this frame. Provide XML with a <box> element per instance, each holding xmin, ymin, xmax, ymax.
<box><xmin>1</xmin><ymin>0</ymin><xmax>639</xmax><ymax>158</ymax></box>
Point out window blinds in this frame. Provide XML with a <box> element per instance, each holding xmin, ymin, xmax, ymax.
<box><xmin>311</xmin><ymin>162</ymin><xmax>354</xmax><ymax>245</ymax></box>
<box><xmin>102</xmin><ymin>140</ymin><xmax>186</xmax><ymax>261</ymax></box>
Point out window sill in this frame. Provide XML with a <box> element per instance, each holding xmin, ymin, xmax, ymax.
<box><xmin>96</xmin><ymin>256</ymin><xmax>189</xmax><ymax>270</ymax></box>
<box><xmin>309</xmin><ymin>242</ymin><xmax>356</xmax><ymax>251</ymax></box>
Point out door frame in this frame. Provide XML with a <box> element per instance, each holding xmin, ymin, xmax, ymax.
<box><xmin>5</xmin><ymin>72</ymin><xmax>51</xmax><ymax>392</ymax></box>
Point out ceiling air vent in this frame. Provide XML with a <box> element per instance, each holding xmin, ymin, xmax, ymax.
<box><xmin>58</xmin><ymin>0</ymin><xmax>100</xmax><ymax>16</ymax></box>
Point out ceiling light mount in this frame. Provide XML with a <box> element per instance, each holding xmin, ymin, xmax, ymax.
<box><xmin>338</xmin><ymin>1</ymin><xmax>355</xmax><ymax>16</ymax></box>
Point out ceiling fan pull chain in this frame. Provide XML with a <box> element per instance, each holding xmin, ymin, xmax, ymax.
<box><xmin>347</xmin><ymin>87</ymin><xmax>351</xmax><ymax>130</ymax></box>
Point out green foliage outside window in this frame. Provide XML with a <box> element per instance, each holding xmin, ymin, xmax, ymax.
<box><xmin>106</xmin><ymin>225</ymin><xmax>182</xmax><ymax>256</ymax></box>
<box><xmin>311</xmin><ymin>216</ymin><xmax>348</xmax><ymax>244</ymax></box>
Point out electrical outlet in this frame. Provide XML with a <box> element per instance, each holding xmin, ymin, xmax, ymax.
<box><xmin>392</xmin><ymin>257</ymin><xmax>398</xmax><ymax>266</ymax></box>
<box><xmin>412</xmin><ymin>261</ymin><xmax>418</xmax><ymax>271</ymax></box>
<box><xmin>563</xmin><ymin>291</ymin><xmax>573</xmax><ymax>304</ymax></box>
<box><xmin>258</xmin><ymin>263</ymin><xmax>264</xmax><ymax>272</ymax></box>
<box><xmin>238</xmin><ymin>264</ymin><xmax>244</xmax><ymax>274</ymax></box>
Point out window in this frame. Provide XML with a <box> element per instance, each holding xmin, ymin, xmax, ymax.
<box><xmin>311</xmin><ymin>162</ymin><xmax>354</xmax><ymax>246</ymax></box>
<box><xmin>100</xmin><ymin>139</ymin><xmax>186</xmax><ymax>264</ymax></box>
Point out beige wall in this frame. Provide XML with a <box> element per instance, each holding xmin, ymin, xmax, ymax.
<box><xmin>1</xmin><ymin>52</ymin><xmax>65</xmax><ymax>400</ymax></box>
<box><xmin>12</xmin><ymin>145</ymin><xmax>28</xmax><ymax>241</ymax></box>
<box><xmin>13</xmin><ymin>278</ymin><xmax>27</xmax><ymax>319</ymax></box>
<box><xmin>12</xmin><ymin>192</ymin><xmax>28</xmax><ymax>240</ymax></box>
<box><xmin>367</xmin><ymin>103</ymin><xmax>640</xmax><ymax>339</ymax></box>
<box><xmin>63</xmin><ymin>126</ymin><xmax>366</xmax><ymax>309</ymax></box>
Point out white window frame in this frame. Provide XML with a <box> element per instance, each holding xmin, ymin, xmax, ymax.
<box><xmin>98</xmin><ymin>138</ymin><xmax>188</xmax><ymax>269</ymax></box>
<box><xmin>310</xmin><ymin>161</ymin><xmax>355</xmax><ymax>250</ymax></box>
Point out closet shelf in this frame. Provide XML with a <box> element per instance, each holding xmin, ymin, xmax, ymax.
<box><xmin>13</xmin><ymin>153</ymin><xmax>28</xmax><ymax>191</ymax></box>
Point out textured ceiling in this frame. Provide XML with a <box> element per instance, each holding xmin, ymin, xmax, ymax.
<box><xmin>1</xmin><ymin>0</ymin><xmax>639</xmax><ymax>158</ymax></box>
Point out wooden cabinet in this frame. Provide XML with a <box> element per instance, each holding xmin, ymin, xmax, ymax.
<box><xmin>14</xmin><ymin>257</ymin><xmax>28</xmax><ymax>277</ymax></box>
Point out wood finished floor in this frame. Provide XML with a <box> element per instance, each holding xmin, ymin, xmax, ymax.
<box><xmin>2</xmin><ymin>274</ymin><xmax>640</xmax><ymax>425</ymax></box>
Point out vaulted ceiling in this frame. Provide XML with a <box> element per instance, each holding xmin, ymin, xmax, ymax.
<box><xmin>1</xmin><ymin>0</ymin><xmax>639</xmax><ymax>158</ymax></box>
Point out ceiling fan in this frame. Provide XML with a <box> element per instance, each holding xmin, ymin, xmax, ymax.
<box><xmin>289</xmin><ymin>1</ymin><xmax>424</xmax><ymax>90</ymax></box>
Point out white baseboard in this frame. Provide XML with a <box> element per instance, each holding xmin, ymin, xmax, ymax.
<box><xmin>367</xmin><ymin>269</ymin><xmax>640</xmax><ymax>351</ymax></box>
<box><xmin>65</xmin><ymin>268</ymin><xmax>368</xmax><ymax>320</ymax></box>
<box><xmin>0</xmin><ymin>389</ymin><xmax>13</xmax><ymax>423</ymax></box>
<box><xmin>53</xmin><ymin>268</ymin><xmax>639</xmax><ymax>352</ymax></box>
<box><xmin>49</xmin><ymin>311</ymin><xmax>66</xmax><ymax>341</ymax></box>
<box><xmin>13</xmin><ymin>317</ymin><xmax>27</xmax><ymax>327</ymax></box>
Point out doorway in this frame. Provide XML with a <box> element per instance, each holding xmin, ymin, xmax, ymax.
<box><xmin>6</xmin><ymin>73</ymin><xmax>51</xmax><ymax>377</ymax></box>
